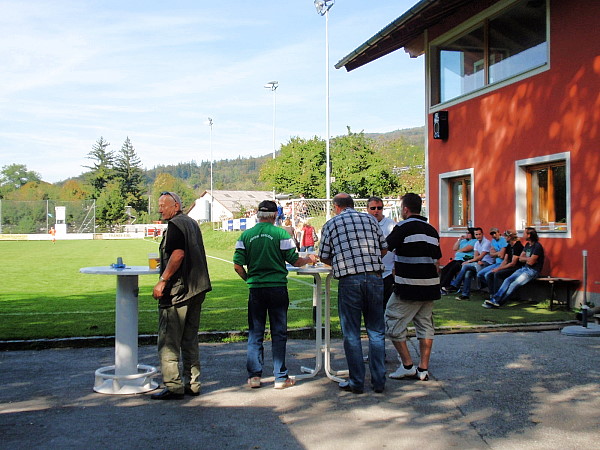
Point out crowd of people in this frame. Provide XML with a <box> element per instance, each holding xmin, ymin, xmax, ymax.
<box><xmin>150</xmin><ymin>190</ymin><xmax>545</xmax><ymax>399</ymax></box>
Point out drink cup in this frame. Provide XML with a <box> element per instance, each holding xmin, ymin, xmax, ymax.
<box><xmin>148</xmin><ymin>253</ymin><xmax>160</xmax><ymax>269</ymax></box>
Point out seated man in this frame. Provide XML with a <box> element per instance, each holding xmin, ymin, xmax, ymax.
<box><xmin>481</xmin><ymin>230</ymin><xmax>524</xmax><ymax>307</ymax></box>
<box><xmin>446</xmin><ymin>227</ymin><xmax>494</xmax><ymax>300</ymax></box>
<box><xmin>476</xmin><ymin>227</ymin><xmax>507</xmax><ymax>291</ymax></box>
<box><xmin>486</xmin><ymin>227</ymin><xmax>544</xmax><ymax>308</ymax></box>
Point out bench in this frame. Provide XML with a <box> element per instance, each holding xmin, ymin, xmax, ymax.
<box><xmin>529</xmin><ymin>277</ymin><xmax>580</xmax><ymax>310</ymax></box>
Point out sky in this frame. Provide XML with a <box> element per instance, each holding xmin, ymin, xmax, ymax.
<box><xmin>0</xmin><ymin>0</ymin><xmax>425</xmax><ymax>183</ymax></box>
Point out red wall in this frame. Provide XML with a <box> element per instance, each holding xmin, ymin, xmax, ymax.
<box><xmin>427</xmin><ymin>0</ymin><xmax>600</xmax><ymax>292</ymax></box>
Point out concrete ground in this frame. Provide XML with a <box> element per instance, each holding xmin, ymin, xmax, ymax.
<box><xmin>1</xmin><ymin>330</ymin><xmax>599</xmax><ymax>449</ymax></box>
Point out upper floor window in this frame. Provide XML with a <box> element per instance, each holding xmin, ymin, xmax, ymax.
<box><xmin>432</xmin><ymin>0</ymin><xmax>548</xmax><ymax>104</ymax></box>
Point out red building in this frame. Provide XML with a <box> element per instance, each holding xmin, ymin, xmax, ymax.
<box><xmin>337</xmin><ymin>0</ymin><xmax>600</xmax><ymax>305</ymax></box>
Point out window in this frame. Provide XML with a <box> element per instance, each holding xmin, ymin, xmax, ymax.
<box><xmin>527</xmin><ymin>162</ymin><xmax>567</xmax><ymax>229</ymax></box>
<box><xmin>515</xmin><ymin>153</ymin><xmax>570</xmax><ymax>235</ymax></box>
<box><xmin>432</xmin><ymin>0</ymin><xmax>548</xmax><ymax>105</ymax></box>
<box><xmin>439</xmin><ymin>169</ymin><xmax>474</xmax><ymax>234</ymax></box>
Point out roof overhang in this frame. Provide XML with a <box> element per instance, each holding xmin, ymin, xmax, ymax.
<box><xmin>335</xmin><ymin>0</ymin><xmax>473</xmax><ymax>71</ymax></box>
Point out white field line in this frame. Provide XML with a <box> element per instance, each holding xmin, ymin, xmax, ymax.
<box><xmin>2</xmin><ymin>253</ymin><xmax>334</xmax><ymax>316</ymax></box>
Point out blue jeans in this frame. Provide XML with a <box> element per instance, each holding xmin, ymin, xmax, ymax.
<box><xmin>491</xmin><ymin>266</ymin><xmax>540</xmax><ymax>306</ymax></box>
<box><xmin>337</xmin><ymin>273</ymin><xmax>386</xmax><ymax>391</ymax></box>
<box><xmin>488</xmin><ymin>267</ymin><xmax>518</xmax><ymax>297</ymax></box>
<box><xmin>451</xmin><ymin>263</ymin><xmax>482</xmax><ymax>297</ymax></box>
<box><xmin>477</xmin><ymin>263</ymin><xmax>500</xmax><ymax>289</ymax></box>
<box><xmin>300</xmin><ymin>246</ymin><xmax>314</xmax><ymax>252</ymax></box>
<box><xmin>247</xmin><ymin>286</ymin><xmax>290</xmax><ymax>381</ymax></box>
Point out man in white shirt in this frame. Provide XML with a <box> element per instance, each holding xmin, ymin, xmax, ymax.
<box><xmin>447</xmin><ymin>227</ymin><xmax>493</xmax><ymax>300</ymax></box>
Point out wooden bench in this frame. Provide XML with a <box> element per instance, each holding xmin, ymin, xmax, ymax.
<box><xmin>530</xmin><ymin>277</ymin><xmax>580</xmax><ymax>310</ymax></box>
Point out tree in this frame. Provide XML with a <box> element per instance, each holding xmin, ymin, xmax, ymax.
<box><xmin>0</xmin><ymin>164</ymin><xmax>41</xmax><ymax>197</ymax></box>
<box><xmin>148</xmin><ymin>173</ymin><xmax>196</xmax><ymax>218</ymax></box>
<box><xmin>114</xmin><ymin>137</ymin><xmax>147</xmax><ymax>213</ymax></box>
<box><xmin>95</xmin><ymin>180</ymin><xmax>126</xmax><ymax>229</ymax></box>
<box><xmin>259</xmin><ymin>136</ymin><xmax>326</xmax><ymax>197</ymax></box>
<box><xmin>84</xmin><ymin>137</ymin><xmax>115</xmax><ymax>199</ymax></box>
<box><xmin>331</xmin><ymin>128</ymin><xmax>399</xmax><ymax>197</ymax></box>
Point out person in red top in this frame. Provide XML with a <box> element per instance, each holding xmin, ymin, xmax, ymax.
<box><xmin>299</xmin><ymin>222</ymin><xmax>317</xmax><ymax>252</ymax></box>
<box><xmin>49</xmin><ymin>227</ymin><xmax>56</xmax><ymax>243</ymax></box>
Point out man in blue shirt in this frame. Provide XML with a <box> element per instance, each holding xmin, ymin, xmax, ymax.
<box><xmin>476</xmin><ymin>227</ymin><xmax>507</xmax><ymax>291</ymax></box>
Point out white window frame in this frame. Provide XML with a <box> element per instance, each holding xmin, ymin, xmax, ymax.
<box><xmin>515</xmin><ymin>152</ymin><xmax>571</xmax><ymax>238</ymax></box>
<box><xmin>439</xmin><ymin>168</ymin><xmax>475</xmax><ymax>237</ymax></box>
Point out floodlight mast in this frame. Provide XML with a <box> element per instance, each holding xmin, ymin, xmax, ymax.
<box><xmin>207</xmin><ymin>117</ymin><xmax>214</xmax><ymax>222</ymax></box>
<box><xmin>264</xmin><ymin>81</ymin><xmax>279</xmax><ymax>159</ymax></box>
<box><xmin>314</xmin><ymin>0</ymin><xmax>334</xmax><ymax>219</ymax></box>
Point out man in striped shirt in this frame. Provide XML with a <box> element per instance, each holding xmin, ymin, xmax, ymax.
<box><xmin>385</xmin><ymin>193</ymin><xmax>441</xmax><ymax>381</ymax></box>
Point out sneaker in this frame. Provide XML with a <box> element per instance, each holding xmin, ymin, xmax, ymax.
<box><xmin>389</xmin><ymin>365</ymin><xmax>417</xmax><ymax>379</ymax></box>
<box><xmin>485</xmin><ymin>298</ymin><xmax>500</xmax><ymax>308</ymax></box>
<box><xmin>455</xmin><ymin>295</ymin><xmax>470</xmax><ymax>300</ymax></box>
<box><xmin>440</xmin><ymin>287</ymin><xmax>448</xmax><ymax>295</ymax></box>
<box><xmin>481</xmin><ymin>302</ymin><xmax>493</xmax><ymax>309</ymax></box>
<box><xmin>416</xmin><ymin>369</ymin><xmax>429</xmax><ymax>381</ymax></box>
<box><xmin>247</xmin><ymin>377</ymin><xmax>261</xmax><ymax>388</ymax></box>
<box><xmin>274</xmin><ymin>377</ymin><xmax>296</xmax><ymax>389</ymax></box>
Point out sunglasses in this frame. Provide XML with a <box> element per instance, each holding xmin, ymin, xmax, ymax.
<box><xmin>160</xmin><ymin>191</ymin><xmax>178</xmax><ymax>203</ymax></box>
<box><xmin>490</xmin><ymin>231</ymin><xmax>497</xmax><ymax>235</ymax></box>
<box><xmin>369</xmin><ymin>206</ymin><xmax>383</xmax><ymax>210</ymax></box>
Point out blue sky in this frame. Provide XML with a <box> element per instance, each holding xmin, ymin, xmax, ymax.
<box><xmin>1</xmin><ymin>0</ymin><xmax>425</xmax><ymax>183</ymax></box>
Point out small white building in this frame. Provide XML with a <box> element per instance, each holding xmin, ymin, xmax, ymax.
<box><xmin>188</xmin><ymin>190</ymin><xmax>274</xmax><ymax>222</ymax></box>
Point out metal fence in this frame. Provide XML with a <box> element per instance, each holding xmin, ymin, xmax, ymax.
<box><xmin>0</xmin><ymin>199</ymin><xmax>96</xmax><ymax>234</ymax></box>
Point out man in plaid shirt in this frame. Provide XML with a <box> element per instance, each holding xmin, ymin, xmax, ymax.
<box><xmin>319</xmin><ymin>193</ymin><xmax>388</xmax><ymax>394</ymax></box>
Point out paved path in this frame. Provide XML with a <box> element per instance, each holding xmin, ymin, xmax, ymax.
<box><xmin>1</xmin><ymin>330</ymin><xmax>599</xmax><ymax>449</ymax></box>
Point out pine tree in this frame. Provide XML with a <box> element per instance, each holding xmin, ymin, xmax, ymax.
<box><xmin>84</xmin><ymin>137</ymin><xmax>115</xmax><ymax>199</ymax></box>
<box><xmin>115</xmin><ymin>137</ymin><xmax>147</xmax><ymax>213</ymax></box>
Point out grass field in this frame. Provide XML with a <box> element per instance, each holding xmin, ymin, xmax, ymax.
<box><xmin>1</xmin><ymin>233</ymin><xmax>574</xmax><ymax>340</ymax></box>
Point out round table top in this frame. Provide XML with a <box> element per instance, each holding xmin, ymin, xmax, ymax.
<box><xmin>80</xmin><ymin>266</ymin><xmax>160</xmax><ymax>276</ymax></box>
<box><xmin>287</xmin><ymin>263</ymin><xmax>332</xmax><ymax>274</ymax></box>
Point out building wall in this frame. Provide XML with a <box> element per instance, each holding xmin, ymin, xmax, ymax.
<box><xmin>427</xmin><ymin>0</ymin><xmax>600</xmax><ymax>296</ymax></box>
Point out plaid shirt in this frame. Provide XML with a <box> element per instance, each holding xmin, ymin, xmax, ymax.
<box><xmin>319</xmin><ymin>208</ymin><xmax>387</xmax><ymax>278</ymax></box>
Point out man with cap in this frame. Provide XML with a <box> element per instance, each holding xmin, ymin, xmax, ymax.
<box><xmin>152</xmin><ymin>191</ymin><xmax>212</xmax><ymax>400</ymax></box>
<box><xmin>233</xmin><ymin>200</ymin><xmax>317</xmax><ymax>389</ymax></box>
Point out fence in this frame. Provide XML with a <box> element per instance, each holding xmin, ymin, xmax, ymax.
<box><xmin>0</xmin><ymin>199</ymin><xmax>96</xmax><ymax>234</ymax></box>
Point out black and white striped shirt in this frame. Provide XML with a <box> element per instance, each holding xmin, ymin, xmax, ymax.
<box><xmin>386</xmin><ymin>215</ymin><xmax>442</xmax><ymax>301</ymax></box>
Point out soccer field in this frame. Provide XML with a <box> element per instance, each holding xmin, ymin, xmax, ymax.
<box><xmin>1</xmin><ymin>239</ymin><xmax>321</xmax><ymax>340</ymax></box>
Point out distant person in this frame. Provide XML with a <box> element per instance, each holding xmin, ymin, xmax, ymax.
<box><xmin>299</xmin><ymin>221</ymin><xmax>317</xmax><ymax>252</ymax></box>
<box><xmin>319</xmin><ymin>193</ymin><xmax>387</xmax><ymax>394</ymax></box>
<box><xmin>385</xmin><ymin>193</ymin><xmax>441</xmax><ymax>382</ymax></box>
<box><xmin>281</xmin><ymin>218</ymin><xmax>298</xmax><ymax>249</ymax></box>
<box><xmin>486</xmin><ymin>227</ymin><xmax>544</xmax><ymax>308</ymax></box>
<box><xmin>151</xmin><ymin>192</ymin><xmax>212</xmax><ymax>400</ymax></box>
<box><xmin>440</xmin><ymin>228</ymin><xmax>476</xmax><ymax>293</ymax></box>
<box><xmin>233</xmin><ymin>200</ymin><xmax>316</xmax><ymax>389</ymax></box>
<box><xmin>153</xmin><ymin>228</ymin><xmax>159</xmax><ymax>241</ymax></box>
<box><xmin>49</xmin><ymin>227</ymin><xmax>56</xmax><ymax>243</ymax></box>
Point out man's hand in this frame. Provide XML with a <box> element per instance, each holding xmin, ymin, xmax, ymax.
<box><xmin>153</xmin><ymin>280</ymin><xmax>166</xmax><ymax>299</ymax></box>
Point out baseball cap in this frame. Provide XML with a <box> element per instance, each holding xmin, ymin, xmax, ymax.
<box><xmin>258</xmin><ymin>200</ymin><xmax>278</xmax><ymax>212</ymax></box>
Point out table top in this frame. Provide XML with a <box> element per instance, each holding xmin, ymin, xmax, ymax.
<box><xmin>287</xmin><ymin>263</ymin><xmax>332</xmax><ymax>274</ymax></box>
<box><xmin>80</xmin><ymin>266</ymin><xmax>160</xmax><ymax>276</ymax></box>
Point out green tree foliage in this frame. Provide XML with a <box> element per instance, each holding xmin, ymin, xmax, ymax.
<box><xmin>3</xmin><ymin>181</ymin><xmax>58</xmax><ymax>201</ymax></box>
<box><xmin>331</xmin><ymin>128</ymin><xmax>399</xmax><ymax>197</ymax></box>
<box><xmin>84</xmin><ymin>137</ymin><xmax>115</xmax><ymax>199</ymax></box>
<box><xmin>95</xmin><ymin>180</ymin><xmax>126</xmax><ymax>229</ymax></box>
<box><xmin>59</xmin><ymin>180</ymin><xmax>88</xmax><ymax>200</ymax></box>
<box><xmin>115</xmin><ymin>137</ymin><xmax>147</xmax><ymax>213</ymax></box>
<box><xmin>0</xmin><ymin>164</ymin><xmax>42</xmax><ymax>197</ymax></box>
<box><xmin>259</xmin><ymin>136</ymin><xmax>326</xmax><ymax>197</ymax></box>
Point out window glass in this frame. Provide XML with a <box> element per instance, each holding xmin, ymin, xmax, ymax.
<box><xmin>450</xmin><ymin>176</ymin><xmax>471</xmax><ymax>228</ymax></box>
<box><xmin>528</xmin><ymin>162</ymin><xmax>567</xmax><ymax>229</ymax></box>
<box><xmin>439</xmin><ymin>27</ymin><xmax>485</xmax><ymax>102</ymax></box>
<box><xmin>488</xmin><ymin>1</ymin><xmax>547</xmax><ymax>84</ymax></box>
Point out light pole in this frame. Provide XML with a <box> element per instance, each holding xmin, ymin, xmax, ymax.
<box><xmin>207</xmin><ymin>117</ymin><xmax>214</xmax><ymax>222</ymax></box>
<box><xmin>264</xmin><ymin>81</ymin><xmax>278</xmax><ymax>159</ymax></box>
<box><xmin>314</xmin><ymin>0</ymin><xmax>334</xmax><ymax>219</ymax></box>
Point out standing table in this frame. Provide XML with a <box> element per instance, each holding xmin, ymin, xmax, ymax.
<box><xmin>80</xmin><ymin>265</ymin><xmax>160</xmax><ymax>394</ymax></box>
<box><xmin>287</xmin><ymin>264</ymin><xmax>348</xmax><ymax>382</ymax></box>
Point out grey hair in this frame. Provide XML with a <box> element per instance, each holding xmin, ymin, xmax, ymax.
<box><xmin>257</xmin><ymin>211</ymin><xmax>277</xmax><ymax>220</ymax></box>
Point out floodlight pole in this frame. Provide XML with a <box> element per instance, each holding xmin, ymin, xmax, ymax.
<box><xmin>315</xmin><ymin>0</ymin><xmax>334</xmax><ymax>219</ymax></box>
<box><xmin>207</xmin><ymin>117</ymin><xmax>214</xmax><ymax>222</ymax></box>
<box><xmin>264</xmin><ymin>81</ymin><xmax>279</xmax><ymax>159</ymax></box>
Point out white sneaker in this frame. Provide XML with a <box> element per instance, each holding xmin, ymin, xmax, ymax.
<box><xmin>389</xmin><ymin>365</ymin><xmax>417</xmax><ymax>379</ymax></box>
<box><xmin>247</xmin><ymin>377</ymin><xmax>261</xmax><ymax>388</ymax></box>
<box><xmin>416</xmin><ymin>369</ymin><xmax>429</xmax><ymax>381</ymax></box>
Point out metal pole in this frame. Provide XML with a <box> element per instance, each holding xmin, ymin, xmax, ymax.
<box><xmin>582</xmin><ymin>250</ymin><xmax>588</xmax><ymax>327</ymax></box>
<box><xmin>272</xmin><ymin>86</ymin><xmax>277</xmax><ymax>159</ymax></box>
<box><xmin>325</xmin><ymin>7</ymin><xmax>331</xmax><ymax>219</ymax></box>
<box><xmin>208</xmin><ymin>117</ymin><xmax>214</xmax><ymax>223</ymax></box>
